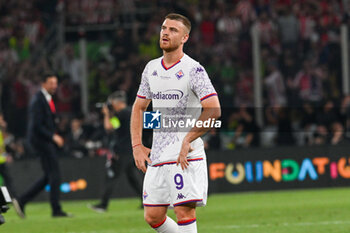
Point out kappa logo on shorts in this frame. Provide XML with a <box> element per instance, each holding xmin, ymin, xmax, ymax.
<box><xmin>143</xmin><ymin>190</ymin><xmax>148</xmax><ymax>200</ymax></box>
<box><xmin>177</xmin><ymin>193</ymin><xmax>186</xmax><ymax>200</ymax></box>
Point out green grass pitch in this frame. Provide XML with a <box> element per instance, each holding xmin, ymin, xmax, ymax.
<box><xmin>2</xmin><ymin>187</ymin><xmax>350</xmax><ymax>233</ymax></box>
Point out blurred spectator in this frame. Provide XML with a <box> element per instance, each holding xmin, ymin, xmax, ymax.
<box><xmin>299</xmin><ymin>102</ymin><xmax>317</xmax><ymax>145</ymax></box>
<box><xmin>261</xmin><ymin>106</ymin><xmax>279</xmax><ymax>147</ymax></box>
<box><xmin>219</xmin><ymin>59</ymin><xmax>236</xmax><ymax>107</ymax></box>
<box><xmin>110</xmin><ymin>29</ymin><xmax>133</xmax><ymax>62</ymax></box>
<box><xmin>216</xmin><ymin>8</ymin><xmax>242</xmax><ymax>40</ymax></box>
<box><xmin>277</xmin><ymin>8</ymin><xmax>299</xmax><ymax>50</ymax></box>
<box><xmin>254</xmin><ymin>11</ymin><xmax>276</xmax><ymax>46</ymax></box>
<box><xmin>289</xmin><ymin>60</ymin><xmax>312</xmax><ymax>100</ymax></box>
<box><xmin>118</xmin><ymin>0</ymin><xmax>136</xmax><ymax>25</ymax></box>
<box><xmin>276</xmin><ymin>107</ymin><xmax>295</xmax><ymax>145</ymax></box>
<box><xmin>24</xmin><ymin>14</ymin><xmax>45</xmax><ymax>45</ymax></box>
<box><xmin>88</xmin><ymin>61</ymin><xmax>112</xmax><ymax>104</ymax></box>
<box><xmin>203</xmin><ymin>128</ymin><xmax>221</xmax><ymax>150</ymax></box>
<box><xmin>57</xmin><ymin>115</ymin><xmax>70</xmax><ymax>140</ymax></box>
<box><xmin>65</xmin><ymin>0</ymin><xmax>116</xmax><ymax>25</ymax></box>
<box><xmin>315</xmin><ymin>100</ymin><xmax>344</xmax><ymax>145</ymax></box>
<box><xmin>10</xmin><ymin>74</ymin><xmax>29</xmax><ymax>138</ymax></box>
<box><xmin>280</xmin><ymin>50</ymin><xmax>299</xmax><ymax>81</ymax></box>
<box><xmin>0</xmin><ymin>39</ymin><xmax>18</xmax><ymax>64</ymax></box>
<box><xmin>264</xmin><ymin>60</ymin><xmax>287</xmax><ymax>107</ymax></box>
<box><xmin>138</xmin><ymin>26</ymin><xmax>161</xmax><ymax>59</ymax></box>
<box><xmin>200</xmin><ymin>10</ymin><xmax>216</xmax><ymax>46</ymax></box>
<box><xmin>341</xmin><ymin>95</ymin><xmax>350</xmax><ymax>140</ymax></box>
<box><xmin>235</xmin><ymin>70</ymin><xmax>254</xmax><ymax>107</ymax></box>
<box><xmin>298</xmin><ymin>4</ymin><xmax>316</xmax><ymax>54</ymax></box>
<box><xmin>60</xmin><ymin>45</ymin><xmax>83</xmax><ymax>86</ymax></box>
<box><xmin>65</xmin><ymin>117</ymin><xmax>89</xmax><ymax>158</ymax></box>
<box><xmin>56</xmin><ymin>74</ymin><xmax>74</xmax><ymax>115</ymax></box>
<box><xmin>255</xmin><ymin>0</ymin><xmax>271</xmax><ymax>17</ymax></box>
<box><xmin>231</xmin><ymin>106</ymin><xmax>259</xmax><ymax>148</ymax></box>
<box><xmin>235</xmin><ymin>0</ymin><xmax>256</xmax><ymax>26</ymax></box>
<box><xmin>289</xmin><ymin>59</ymin><xmax>323</xmax><ymax>105</ymax></box>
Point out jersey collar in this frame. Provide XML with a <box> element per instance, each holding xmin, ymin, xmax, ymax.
<box><xmin>161</xmin><ymin>54</ymin><xmax>185</xmax><ymax>70</ymax></box>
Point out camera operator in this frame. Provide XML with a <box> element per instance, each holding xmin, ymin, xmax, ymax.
<box><xmin>89</xmin><ymin>91</ymin><xmax>142</xmax><ymax>212</ymax></box>
<box><xmin>0</xmin><ymin>113</ymin><xmax>17</xmax><ymax>199</ymax></box>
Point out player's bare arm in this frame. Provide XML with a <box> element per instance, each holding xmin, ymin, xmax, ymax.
<box><xmin>177</xmin><ymin>96</ymin><xmax>221</xmax><ymax>170</ymax></box>
<box><xmin>130</xmin><ymin>97</ymin><xmax>152</xmax><ymax>173</ymax></box>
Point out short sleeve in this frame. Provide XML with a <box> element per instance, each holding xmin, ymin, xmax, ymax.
<box><xmin>137</xmin><ymin>63</ymin><xmax>152</xmax><ymax>99</ymax></box>
<box><xmin>190</xmin><ymin>65</ymin><xmax>217</xmax><ymax>101</ymax></box>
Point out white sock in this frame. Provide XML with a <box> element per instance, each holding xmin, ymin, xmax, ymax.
<box><xmin>178</xmin><ymin>218</ymin><xmax>197</xmax><ymax>233</ymax></box>
<box><xmin>152</xmin><ymin>216</ymin><xmax>178</xmax><ymax>233</ymax></box>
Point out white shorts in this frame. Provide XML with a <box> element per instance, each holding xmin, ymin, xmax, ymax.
<box><xmin>143</xmin><ymin>158</ymin><xmax>208</xmax><ymax>208</ymax></box>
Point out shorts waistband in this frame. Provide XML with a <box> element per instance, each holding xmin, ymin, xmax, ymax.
<box><xmin>152</xmin><ymin>158</ymin><xmax>203</xmax><ymax>167</ymax></box>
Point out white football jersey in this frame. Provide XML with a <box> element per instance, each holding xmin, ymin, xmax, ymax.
<box><xmin>137</xmin><ymin>54</ymin><xmax>217</xmax><ymax>166</ymax></box>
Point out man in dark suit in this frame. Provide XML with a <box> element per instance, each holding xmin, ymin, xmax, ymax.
<box><xmin>13</xmin><ymin>73</ymin><xmax>70</xmax><ymax>218</ymax></box>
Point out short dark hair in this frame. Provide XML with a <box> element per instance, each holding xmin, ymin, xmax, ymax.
<box><xmin>108</xmin><ymin>90</ymin><xmax>127</xmax><ymax>104</ymax></box>
<box><xmin>41</xmin><ymin>72</ymin><xmax>57</xmax><ymax>83</ymax></box>
<box><xmin>165</xmin><ymin>13</ymin><xmax>191</xmax><ymax>33</ymax></box>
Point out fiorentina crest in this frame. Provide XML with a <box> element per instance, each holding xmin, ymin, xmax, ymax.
<box><xmin>143</xmin><ymin>190</ymin><xmax>148</xmax><ymax>200</ymax></box>
<box><xmin>175</xmin><ymin>70</ymin><xmax>184</xmax><ymax>79</ymax></box>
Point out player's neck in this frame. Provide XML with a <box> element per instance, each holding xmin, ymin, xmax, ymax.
<box><xmin>162</xmin><ymin>49</ymin><xmax>184</xmax><ymax>67</ymax></box>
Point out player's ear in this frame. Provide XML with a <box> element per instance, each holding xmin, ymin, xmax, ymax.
<box><xmin>182</xmin><ymin>33</ymin><xmax>189</xmax><ymax>44</ymax></box>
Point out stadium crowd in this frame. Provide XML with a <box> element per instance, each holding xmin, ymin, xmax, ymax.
<box><xmin>0</xmin><ymin>0</ymin><xmax>350</xmax><ymax>159</ymax></box>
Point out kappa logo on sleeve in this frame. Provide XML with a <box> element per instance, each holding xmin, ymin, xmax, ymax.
<box><xmin>196</xmin><ymin>67</ymin><xmax>204</xmax><ymax>73</ymax></box>
<box><xmin>152</xmin><ymin>70</ymin><xmax>158</xmax><ymax>76</ymax></box>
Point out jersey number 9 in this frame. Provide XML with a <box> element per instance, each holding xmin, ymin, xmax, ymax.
<box><xmin>174</xmin><ymin>174</ymin><xmax>184</xmax><ymax>190</ymax></box>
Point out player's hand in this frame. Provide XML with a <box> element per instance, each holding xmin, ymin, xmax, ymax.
<box><xmin>177</xmin><ymin>140</ymin><xmax>193</xmax><ymax>170</ymax></box>
<box><xmin>133</xmin><ymin>145</ymin><xmax>151</xmax><ymax>173</ymax></box>
<box><xmin>53</xmin><ymin>134</ymin><xmax>64</xmax><ymax>147</ymax></box>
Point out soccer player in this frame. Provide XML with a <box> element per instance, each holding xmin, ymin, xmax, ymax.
<box><xmin>130</xmin><ymin>13</ymin><xmax>221</xmax><ymax>233</ymax></box>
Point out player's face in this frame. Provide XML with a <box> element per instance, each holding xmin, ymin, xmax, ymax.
<box><xmin>160</xmin><ymin>19</ymin><xmax>189</xmax><ymax>52</ymax></box>
<box><xmin>42</xmin><ymin>76</ymin><xmax>58</xmax><ymax>95</ymax></box>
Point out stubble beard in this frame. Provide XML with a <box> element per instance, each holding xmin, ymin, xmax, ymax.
<box><xmin>160</xmin><ymin>41</ymin><xmax>180</xmax><ymax>53</ymax></box>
